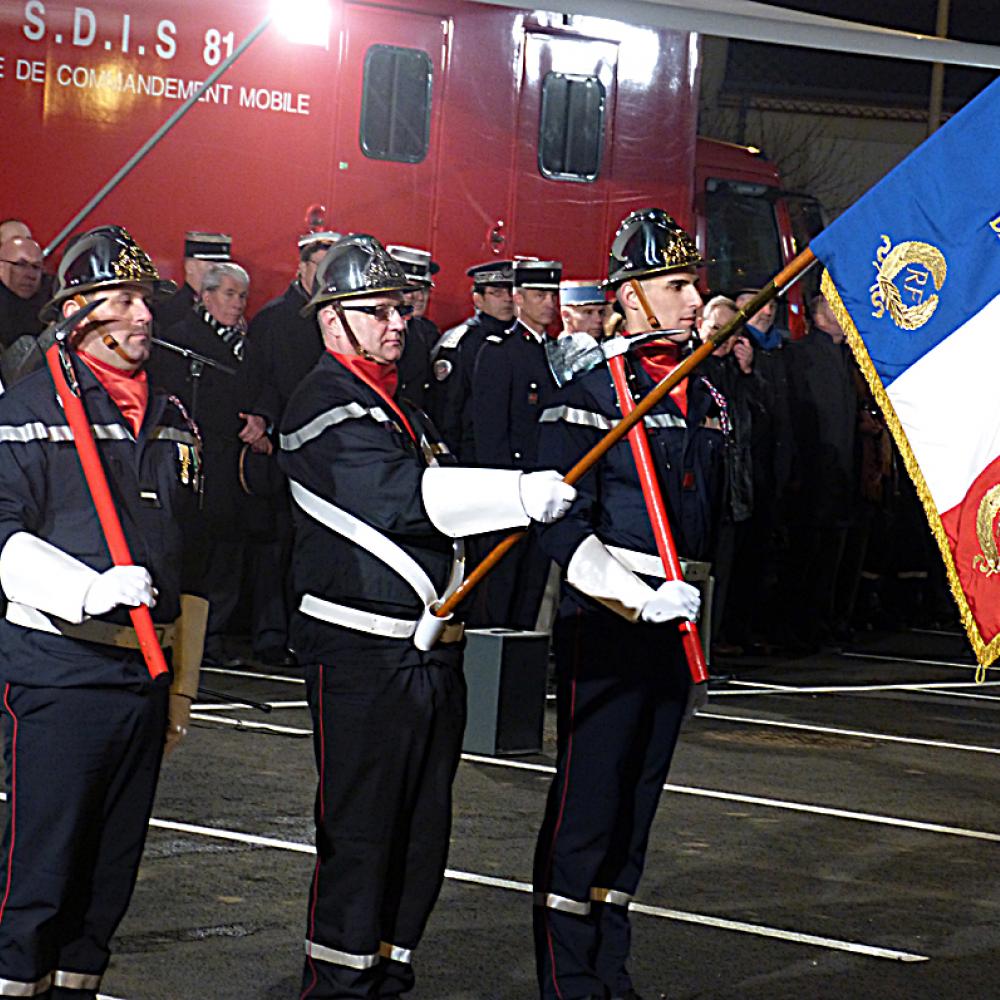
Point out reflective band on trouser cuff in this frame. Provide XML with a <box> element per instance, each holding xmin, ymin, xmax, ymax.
<box><xmin>532</xmin><ymin>891</ymin><xmax>591</xmax><ymax>916</ymax></box>
<box><xmin>590</xmin><ymin>887</ymin><xmax>633</xmax><ymax>907</ymax></box>
<box><xmin>0</xmin><ymin>973</ymin><xmax>52</xmax><ymax>997</ymax></box>
<box><xmin>379</xmin><ymin>942</ymin><xmax>413</xmax><ymax>964</ymax></box>
<box><xmin>304</xmin><ymin>939</ymin><xmax>379</xmax><ymax>970</ymax></box>
<box><xmin>53</xmin><ymin>970</ymin><xmax>102</xmax><ymax>990</ymax></box>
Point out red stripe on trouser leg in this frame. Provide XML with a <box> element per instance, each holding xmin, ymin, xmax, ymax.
<box><xmin>301</xmin><ymin>664</ymin><xmax>327</xmax><ymax>1000</ymax></box>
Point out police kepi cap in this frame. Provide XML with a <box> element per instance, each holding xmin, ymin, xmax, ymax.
<box><xmin>302</xmin><ymin>234</ymin><xmax>411</xmax><ymax>314</ymax></box>
<box><xmin>184</xmin><ymin>231</ymin><xmax>232</xmax><ymax>260</ymax></box>
<box><xmin>297</xmin><ymin>230</ymin><xmax>342</xmax><ymax>250</ymax></box>
<box><xmin>467</xmin><ymin>260</ymin><xmax>513</xmax><ymax>287</ymax></box>
<box><xmin>605</xmin><ymin>208</ymin><xmax>702</xmax><ymax>288</ymax></box>
<box><xmin>386</xmin><ymin>244</ymin><xmax>439</xmax><ymax>287</ymax></box>
<box><xmin>41</xmin><ymin>225</ymin><xmax>176</xmax><ymax>322</ymax></box>
<box><xmin>513</xmin><ymin>259</ymin><xmax>562</xmax><ymax>290</ymax></box>
<box><xmin>560</xmin><ymin>280</ymin><xmax>607</xmax><ymax>306</ymax></box>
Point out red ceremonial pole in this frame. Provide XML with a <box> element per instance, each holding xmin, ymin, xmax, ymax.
<box><xmin>607</xmin><ymin>353</ymin><xmax>709</xmax><ymax>685</ymax></box>
<box><xmin>45</xmin><ymin>343</ymin><xmax>169</xmax><ymax>680</ymax></box>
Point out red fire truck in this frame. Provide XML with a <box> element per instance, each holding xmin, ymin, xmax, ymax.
<box><xmin>1</xmin><ymin>0</ymin><xmax>818</xmax><ymax>327</ymax></box>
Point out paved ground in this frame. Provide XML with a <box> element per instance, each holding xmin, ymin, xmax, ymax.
<box><xmin>11</xmin><ymin>627</ymin><xmax>998</xmax><ymax>1000</ymax></box>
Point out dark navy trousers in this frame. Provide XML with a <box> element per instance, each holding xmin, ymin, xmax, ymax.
<box><xmin>533</xmin><ymin>610</ymin><xmax>689</xmax><ymax>1000</ymax></box>
<box><xmin>0</xmin><ymin>679</ymin><xmax>167</xmax><ymax>999</ymax></box>
<box><xmin>299</xmin><ymin>643</ymin><xmax>466</xmax><ymax>1000</ymax></box>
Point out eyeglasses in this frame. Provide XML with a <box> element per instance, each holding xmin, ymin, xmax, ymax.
<box><xmin>0</xmin><ymin>259</ymin><xmax>43</xmax><ymax>274</ymax></box>
<box><xmin>340</xmin><ymin>303</ymin><xmax>413</xmax><ymax>321</ymax></box>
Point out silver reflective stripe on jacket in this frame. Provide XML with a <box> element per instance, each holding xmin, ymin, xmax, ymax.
<box><xmin>305</xmin><ymin>939</ymin><xmax>379</xmax><ymax>970</ymax></box>
<box><xmin>532</xmin><ymin>891</ymin><xmax>591</xmax><ymax>916</ymax></box>
<box><xmin>607</xmin><ymin>546</ymin><xmax>711</xmax><ymax>584</ymax></box>
<box><xmin>0</xmin><ymin>973</ymin><xmax>52</xmax><ymax>997</ymax></box>
<box><xmin>539</xmin><ymin>406</ymin><xmax>686</xmax><ymax>433</ymax></box>
<box><xmin>52</xmin><ymin>971</ymin><xmax>101</xmax><ymax>990</ymax></box>
<box><xmin>0</xmin><ymin>422</ymin><xmax>131</xmax><ymax>444</ymax></box>
<box><xmin>280</xmin><ymin>402</ymin><xmax>391</xmax><ymax>452</ymax></box>
<box><xmin>299</xmin><ymin>595</ymin><xmax>417</xmax><ymax>639</ymax></box>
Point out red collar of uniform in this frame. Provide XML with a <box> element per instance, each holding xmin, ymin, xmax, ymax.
<box><xmin>77</xmin><ymin>351</ymin><xmax>149</xmax><ymax>436</ymax></box>
<box><xmin>327</xmin><ymin>349</ymin><xmax>416</xmax><ymax>441</ymax></box>
<box><xmin>631</xmin><ymin>338</ymin><xmax>688</xmax><ymax>416</ymax></box>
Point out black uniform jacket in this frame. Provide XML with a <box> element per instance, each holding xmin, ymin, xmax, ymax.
<box><xmin>150</xmin><ymin>311</ymin><xmax>244</xmax><ymax>532</ymax></box>
<box><xmin>473</xmin><ymin>321</ymin><xmax>557</xmax><ymax>470</ymax></box>
<box><xmin>241</xmin><ymin>280</ymin><xmax>323</xmax><ymax>425</ymax></box>
<box><xmin>277</xmin><ymin>353</ymin><xmax>456</xmax><ymax>664</ymax></box>
<box><xmin>0</xmin><ymin>360</ymin><xmax>200</xmax><ymax>687</ymax></box>
<box><xmin>536</xmin><ymin>358</ymin><xmax>725</xmax><ymax>616</ymax></box>
<box><xmin>425</xmin><ymin>311</ymin><xmax>506</xmax><ymax>461</ymax></box>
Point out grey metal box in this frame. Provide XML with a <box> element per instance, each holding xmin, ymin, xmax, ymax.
<box><xmin>462</xmin><ymin>628</ymin><xmax>549</xmax><ymax>756</ymax></box>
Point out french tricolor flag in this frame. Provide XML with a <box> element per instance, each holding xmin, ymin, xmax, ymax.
<box><xmin>812</xmin><ymin>78</ymin><xmax>1000</xmax><ymax>671</ymax></box>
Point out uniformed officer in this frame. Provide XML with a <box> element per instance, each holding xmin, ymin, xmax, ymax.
<box><xmin>0</xmin><ymin>226</ymin><xmax>202</xmax><ymax>998</ymax></box>
<box><xmin>424</xmin><ymin>259</ymin><xmax>514</xmax><ymax>461</ymax></box>
<box><xmin>277</xmin><ymin>235</ymin><xmax>575</xmax><ymax>1000</ymax></box>
<box><xmin>154</xmin><ymin>230</ymin><xmax>232</xmax><ymax>330</ymax></box>
<box><xmin>559</xmin><ymin>280</ymin><xmax>609</xmax><ymax>339</ymax></box>
<box><xmin>532</xmin><ymin>209</ymin><xmax>726</xmax><ymax>1000</ymax></box>
<box><xmin>470</xmin><ymin>258</ymin><xmax>562</xmax><ymax>628</ymax></box>
<box><xmin>386</xmin><ymin>244</ymin><xmax>440</xmax><ymax>409</ymax></box>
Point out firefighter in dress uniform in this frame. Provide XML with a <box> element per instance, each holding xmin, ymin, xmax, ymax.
<box><xmin>277</xmin><ymin>235</ymin><xmax>575</xmax><ymax>1000</ymax></box>
<box><xmin>532</xmin><ymin>210</ymin><xmax>726</xmax><ymax>1000</ymax></box>
<box><xmin>424</xmin><ymin>260</ymin><xmax>515</xmax><ymax>461</ymax></box>
<box><xmin>471</xmin><ymin>258</ymin><xmax>563</xmax><ymax>628</ymax></box>
<box><xmin>0</xmin><ymin>226</ymin><xmax>203</xmax><ymax>999</ymax></box>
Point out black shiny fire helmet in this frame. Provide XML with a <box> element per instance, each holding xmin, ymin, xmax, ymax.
<box><xmin>302</xmin><ymin>234</ymin><xmax>412</xmax><ymax>315</ymax></box>
<box><xmin>41</xmin><ymin>225</ymin><xmax>175</xmax><ymax>322</ymax></box>
<box><xmin>605</xmin><ymin>208</ymin><xmax>703</xmax><ymax>289</ymax></box>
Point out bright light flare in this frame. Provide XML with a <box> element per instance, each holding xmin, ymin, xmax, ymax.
<box><xmin>270</xmin><ymin>0</ymin><xmax>332</xmax><ymax>49</ymax></box>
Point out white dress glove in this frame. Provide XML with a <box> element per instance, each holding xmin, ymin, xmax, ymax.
<box><xmin>83</xmin><ymin>566</ymin><xmax>157</xmax><ymax>616</ymax></box>
<box><xmin>518</xmin><ymin>471</ymin><xmax>577</xmax><ymax>524</ymax></box>
<box><xmin>640</xmin><ymin>579</ymin><xmax>700</xmax><ymax>624</ymax></box>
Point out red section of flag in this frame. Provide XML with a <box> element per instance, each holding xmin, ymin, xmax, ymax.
<box><xmin>940</xmin><ymin>454</ymin><xmax>1000</xmax><ymax>646</ymax></box>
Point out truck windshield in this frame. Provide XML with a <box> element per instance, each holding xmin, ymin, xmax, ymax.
<box><xmin>705</xmin><ymin>181</ymin><xmax>782</xmax><ymax>294</ymax></box>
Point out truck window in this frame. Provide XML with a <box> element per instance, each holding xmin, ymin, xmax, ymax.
<box><xmin>705</xmin><ymin>181</ymin><xmax>782</xmax><ymax>295</ymax></box>
<box><xmin>360</xmin><ymin>45</ymin><xmax>433</xmax><ymax>163</ymax></box>
<box><xmin>538</xmin><ymin>73</ymin><xmax>605</xmax><ymax>182</ymax></box>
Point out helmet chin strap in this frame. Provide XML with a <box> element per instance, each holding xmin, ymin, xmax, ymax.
<box><xmin>629</xmin><ymin>279</ymin><xmax>662</xmax><ymax>331</ymax></box>
<box><xmin>333</xmin><ymin>302</ymin><xmax>380</xmax><ymax>363</ymax></box>
<box><xmin>71</xmin><ymin>293</ymin><xmax>134</xmax><ymax>364</ymax></box>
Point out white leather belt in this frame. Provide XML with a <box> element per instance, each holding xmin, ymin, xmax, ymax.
<box><xmin>289</xmin><ymin>479</ymin><xmax>466</xmax><ymax>647</ymax></box>
<box><xmin>299</xmin><ymin>594</ymin><xmax>464</xmax><ymax>644</ymax></box>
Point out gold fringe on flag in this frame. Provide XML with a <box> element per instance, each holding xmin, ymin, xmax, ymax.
<box><xmin>821</xmin><ymin>268</ymin><xmax>994</xmax><ymax>681</ymax></box>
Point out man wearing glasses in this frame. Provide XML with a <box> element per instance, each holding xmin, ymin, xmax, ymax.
<box><xmin>0</xmin><ymin>235</ymin><xmax>46</xmax><ymax>349</ymax></box>
<box><xmin>279</xmin><ymin>234</ymin><xmax>575</xmax><ymax>1000</ymax></box>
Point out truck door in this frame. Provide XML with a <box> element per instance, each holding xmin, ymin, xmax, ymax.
<box><xmin>331</xmin><ymin>3</ymin><xmax>450</xmax><ymax>247</ymax></box>
<box><xmin>511</xmin><ymin>32</ymin><xmax>617</xmax><ymax>270</ymax></box>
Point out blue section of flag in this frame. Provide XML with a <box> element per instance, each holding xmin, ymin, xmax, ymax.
<box><xmin>812</xmin><ymin>78</ymin><xmax>1000</xmax><ymax>386</ymax></box>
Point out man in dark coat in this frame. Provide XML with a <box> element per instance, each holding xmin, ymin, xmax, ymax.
<box><xmin>150</xmin><ymin>261</ymin><xmax>249</xmax><ymax>663</ymax></box>
<box><xmin>0</xmin><ymin>235</ymin><xmax>46</xmax><ymax>349</ymax></box>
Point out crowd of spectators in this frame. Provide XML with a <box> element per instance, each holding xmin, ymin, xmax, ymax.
<box><xmin>0</xmin><ymin>217</ymin><xmax>956</xmax><ymax>665</ymax></box>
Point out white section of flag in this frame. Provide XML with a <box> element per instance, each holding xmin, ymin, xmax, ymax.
<box><xmin>885</xmin><ymin>292</ymin><xmax>1000</xmax><ymax>515</ymax></box>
